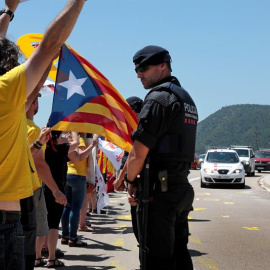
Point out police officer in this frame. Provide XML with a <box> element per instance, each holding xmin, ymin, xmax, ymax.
<box><xmin>125</xmin><ymin>46</ymin><xmax>198</xmax><ymax>270</ymax></box>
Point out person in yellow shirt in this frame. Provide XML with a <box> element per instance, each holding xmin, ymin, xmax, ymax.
<box><xmin>26</xmin><ymin>94</ymin><xmax>67</xmax><ymax>267</ymax></box>
<box><xmin>0</xmin><ymin>0</ymin><xmax>87</xmax><ymax>269</ymax></box>
<box><xmin>61</xmin><ymin>133</ymin><xmax>98</xmax><ymax>247</ymax></box>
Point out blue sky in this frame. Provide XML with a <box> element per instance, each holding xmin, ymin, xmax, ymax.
<box><xmin>7</xmin><ymin>0</ymin><xmax>270</xmax><ymax>127</ymax></box>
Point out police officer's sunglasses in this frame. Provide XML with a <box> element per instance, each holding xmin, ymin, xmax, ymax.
<box><xmin>135</xmin><ymin>64</ymin><xmax>149</xmax><ymax>74</ymax></box>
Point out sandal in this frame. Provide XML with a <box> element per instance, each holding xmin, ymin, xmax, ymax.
<box><xmin>78</xmin><ymin>225</ymin><xmax>95</xmax><ymax>232</ymax></box>
<box><xmin>68</xmin><ymin>237</ymin><xmax>87</xmax><ymax>247</ymax></box>
<box><xmin>45</xmin><ymin>258</ymin><xmax>65</xmax><ymax>268</ymax></box>
<box><xmin>86</xmin><ymin>208</ymin><xmax>92</xmax><ymax>216</ymax></box>
<box><xmin>35</xmin><ymin>257</ymin><xmax>46</xmax><ymax>267</ymax></box>
<box><xmin>61</xmin><ymin>236</ymin><xmax>69</xmax><ymax>245</ymax></box>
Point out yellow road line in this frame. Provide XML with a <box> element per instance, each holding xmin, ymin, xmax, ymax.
<box><xmin>199</xmin><ymin>258</ymin><xmax>219</xmax><ymax>270</ymax></box>
<box><xmin>112</xmin><ymin>238</ymin><xmax>125</xmax><ymax>247</ymax></box>
<box><xmin>115</xmin><ymin>225</ymin><xmax>127</xmax><ymax>230</ymax></box>
<box><xmin>190</xmin><ymin>236</ymin><xmax>202</xmax><ymax>245</ymax></box>
<box><xmin>242</xmin><ymin>227</ymin><xmax>259</xmax><ymax>231</ymax></box>
<box><xmin>203</xmin><ymin>198</ymin><xmax>220</xmax><ymax>201</ymax></box>
<box><xmin>117</xmin><ymin>215</ymin><xmax>131</xmax><ymax>220</ymax></box>
<box><xmin>110</xmin><ymin>259</ymin><xmax>126</xmax><ymax>270</ymax></box>
<box><xmin>194</xmin><ymin>208</ymin><xmax>207</xmax><ymax>211</ymax></box>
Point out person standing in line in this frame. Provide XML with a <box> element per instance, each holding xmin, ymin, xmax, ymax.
<box><xmin>125</xmin><ymin>46</ymin><xmax>198</xmax><ymax>270</ymax></box>
<box><xmin>79</xmin><ymin>133</ymin><xmax>96</xmax><ymax>232</ymax></box>
<box><xmin>113</xmin><ymin>96</ymin><xmax>143</xmax><ymax>242</ymax></box>
<box><xmin>26</xmin><ymin>93</ymin><xmax>67</xmax><ymax>268</ymax></box>
<box><xmin>0</xmin><ymin>0</ymin><xmax>87</xmax><ymax>268</ymax></box>
<box><xmin>61</xmin><ymin>133</ymin><xmax>98</xmax><ymax>247</ymax></box>
<box><xmin>43</xmin><ymin>131</ymin><xmax>78</xmax><ymax>267</ymax></box>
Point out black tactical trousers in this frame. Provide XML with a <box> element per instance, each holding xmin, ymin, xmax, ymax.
<box><xmin>140</xmin><ymin>183</ymin><xmax>194</xmax><ymax>270</ymax></box>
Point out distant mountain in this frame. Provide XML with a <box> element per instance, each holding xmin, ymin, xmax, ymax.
<box><xmin>195</xmin><ymin>104</ymin><xmax>270</xmax><ymax>154</ymax></box>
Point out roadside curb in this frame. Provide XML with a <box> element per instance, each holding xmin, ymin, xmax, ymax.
<box><xmin>258</xmin><ymin>176</ymin><xmax>270</xmax><ymax>193</ymax></box>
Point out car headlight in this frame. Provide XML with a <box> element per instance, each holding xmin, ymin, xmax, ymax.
<box><xmin>204</xmin><ymin>168</ymin><xmax>214</xmax><ymax>174</ymax></box>
<box><xmin>267</xmin><ymin>162</ymin><xmax>270</xmax><ymax>164</ymax></box>
<box><xmin>233</xmin><ymin>169</ymin><xmax>242</xmax><ymax>174</ymax></box>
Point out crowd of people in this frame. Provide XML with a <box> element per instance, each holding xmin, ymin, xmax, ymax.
<box><xmin>1</xmin><ymin>1</ymin><xmax>198</xmax><ymax>270</ymax></box>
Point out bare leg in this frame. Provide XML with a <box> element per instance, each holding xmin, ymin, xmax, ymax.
<box><xmin>35</xmin><ymin>236</ymin><xmax>46</xmax><ymax>265</ymax></box>
<box><xmin>90</xmin><ymin>190</ymin><xmax>97</xmax><ymax>212</ymax></box>
<box><xmin>79</xmin><ymin>193</ymin><xmax>88</xmax><ymax>228</ymax></box>
<box><xmin>48</xmin><ymin>229</ymin><xmax>59</xmax><ymax>261</ymax></box>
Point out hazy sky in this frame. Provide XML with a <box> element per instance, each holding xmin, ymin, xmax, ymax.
<box><xmin>7</xmin><ymin>0</ymin><xmax>269</xmax><ymax>127</ymax></box>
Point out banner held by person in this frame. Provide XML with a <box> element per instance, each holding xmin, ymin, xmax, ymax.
<box><xmin>95</xmin><ymin>158</ymin><xmax>110</xmax><ymax>214</ymax></box>
<box><xmin>98</xmin><ymin>138</ymin><xmax>124</xmax><ymax>171</ymax></box>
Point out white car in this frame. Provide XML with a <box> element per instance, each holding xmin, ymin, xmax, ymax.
<box><xmin>201</xmin><ymin>149</ymin><xmax>245</xmax><ymax>188</ymax></box>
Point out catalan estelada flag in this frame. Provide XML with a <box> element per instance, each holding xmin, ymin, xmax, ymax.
<box><xmin>48</xmin><ymin>43</ymin><xmax>138</xmax><ymax>152</ymax></box>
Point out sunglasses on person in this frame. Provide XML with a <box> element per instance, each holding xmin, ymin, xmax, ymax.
<box><xmin>135</xmin><ymin>64</ymin><xmax>149</xmax><ymax>74</ymax></box>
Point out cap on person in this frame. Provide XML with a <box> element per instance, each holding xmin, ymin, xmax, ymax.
<box><xmin>133</xmin><ymin>45</ymin><xmax>171</xmax><ymax>67</ymax></box>
<box><xmin>126</xmin><ymin>96</ymin><xmax>143</xmax><ymax>113</ymax></box>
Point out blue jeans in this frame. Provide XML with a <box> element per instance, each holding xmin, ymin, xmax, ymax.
<box><xmin>0</xmin><ymin>211</ymin><xmax>25</xmax><ymax>270</ymax></box>
<box><xmin>61</xmin><ymin>174</ymin><xmax>86</xmax><ymax>239</ymax></box>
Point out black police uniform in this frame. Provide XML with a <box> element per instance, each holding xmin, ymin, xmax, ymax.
<box><xmin>132</xmin><ymin>75</ymin><xmax>198</xmax><ymax>270</ymax></box>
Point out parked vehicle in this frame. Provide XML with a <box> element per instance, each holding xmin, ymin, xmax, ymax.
<box><xmin>230</xmin><ymin>146</ymin><xmax>255</xmax><ymax>176</ymax></box>
<box><xmin>254</xmin><ymin>149</ymin><xmax>270</xmax><ymax>172</ymax></box>
<box><xmin>191</xmin><ymin>154</ymin><xmax>199</xmax><ymax>169</ymax></box>
<box><xmin>197</xmin><ymin>154</ymin><xmax>206</xmax><ymax>169</ymax></box>
<box><xmin>201</xmin><ymin>148</ymin><xmax>245</xmax><ymax>188</ymax></box>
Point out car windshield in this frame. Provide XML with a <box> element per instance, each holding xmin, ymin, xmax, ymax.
<box><xmin>207</xmin><ymin>152</ymin><xmax>239</xmax><ymax>163</ymax></box>
<box><xmin>199</xmin><ymin>154</ymin><xmax>205</xmax><ymax>159</ymax></box>
<box><xmin>234</xmin><ymin>149</ymin><xmax>249</xmax><ymax>157</ymax></box>
<box><xmin>255</xmin><ymin>151</ymin><xmax>270</xmax><ymax>158</ymax></box>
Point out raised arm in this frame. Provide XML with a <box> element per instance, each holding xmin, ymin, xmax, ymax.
<box><xmin>68</xmin><ymin>135</ymin><xmax>99</xmax><ymax>164</ymax></box>
<box><xmin>24</xmin><ymin>0</ymin><xmax>86</xmax><ymax>97</ymax></box>
<box><xmin>0</xmin><ymin>0</ymin><xmax>19</xmax><ymax>36</ymax></box>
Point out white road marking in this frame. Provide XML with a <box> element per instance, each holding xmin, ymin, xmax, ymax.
<box><xmin>189</xmin><ymin>177</ymin><xmax>200</xmax><ymax>182</ymax></box>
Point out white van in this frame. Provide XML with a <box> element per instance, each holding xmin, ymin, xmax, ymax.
<box><xmin>230</xmin><ymin>146</ymin><xmax>255</xmax><ymax>176</ymax></box>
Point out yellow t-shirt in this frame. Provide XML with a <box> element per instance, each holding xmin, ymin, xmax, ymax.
<box><xmin>27</xmin><ymin>119</ymin><xmax>46</xmax><ymax>187</ymax></box>
<box><xmin>0</xmin><ymin>64</ymin><xmax>38</xmax><ymax>200</ymax></box>
<box><xmin>67</xmin><ymin>137</ymin><xmax>87</xmax><ymax>176</ymax></box>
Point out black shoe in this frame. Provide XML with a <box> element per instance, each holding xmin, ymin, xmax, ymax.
<box><xmin>100</xmin><ymin>209</ymin><xmax>107</xmax><ymax>214</ymax></box>
<box><xmin>41</xmin><ymin>247</ymin><xmax>64</xmax><ymax>258</ymax></box>
<box><xmin>55</xmin><ymin>248</ymin><xmax>64</xmax><ymax>258</ymax></box>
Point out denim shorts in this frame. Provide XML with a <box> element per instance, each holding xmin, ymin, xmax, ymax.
<box><xmin>0</xmin><ymin>211</ymin><xmax>25</xmax><ymax>270</ymax></box>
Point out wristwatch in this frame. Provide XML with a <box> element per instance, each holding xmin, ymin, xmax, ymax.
<box><xmin>124</xmin><ymin>173</ymin><xmax>138</xmax><ymax>186</ymax></box>
<box><xmin>0</xmin><ymin>9</ymin><xmax>14</xmax><ymax>21</ymax></box>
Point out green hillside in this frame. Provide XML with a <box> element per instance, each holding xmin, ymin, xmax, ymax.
<box><xmin>196</xmin><ymin>104</ymin><xmax>270</xmax><ymax>154</ymax></box>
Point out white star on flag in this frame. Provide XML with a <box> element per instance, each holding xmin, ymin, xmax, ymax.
<box><xmin>59</xmin><ymin>70</ymin><xmax>87</xmax><ymax>100</ymax></box>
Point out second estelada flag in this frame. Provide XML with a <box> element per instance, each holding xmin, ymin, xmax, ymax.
<box><xmin>48</xmin><ymin>43</ymin><xmax>138</xmax><ymax>152</ymax></box>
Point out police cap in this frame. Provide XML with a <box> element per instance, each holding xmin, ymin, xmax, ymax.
<box><xmin>126</xmin><ymin>96</ymin><xmax>143</xmax><ymax>113</ymax></box>
<box><xmin>133</xmin><ymin>45</ymin><xmax>171</xmax><ymax>66</ymax></box>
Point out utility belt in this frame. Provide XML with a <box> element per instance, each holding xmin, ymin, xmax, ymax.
<box><xmin>0</xmin><ymin>211</ymin><xmax>21</xmax><ymax>224</ymax></box>
<box><xmin>139</xmin><ymin>170</ymin><xmax>189</xmax><ymax>193</ymax></box>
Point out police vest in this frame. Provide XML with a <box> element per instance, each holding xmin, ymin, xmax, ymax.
<box><xmin>146</xmin><ymin>82</ymin><xmax>198</xmax><ymax>163</ymax></box>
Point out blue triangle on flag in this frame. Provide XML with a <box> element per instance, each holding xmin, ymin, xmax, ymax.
<box><xmin>48</xmin><ymin>44</ymin><xmax>102</xmax><ymax>127</ymax></box>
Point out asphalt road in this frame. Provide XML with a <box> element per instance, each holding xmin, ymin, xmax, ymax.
<box><xmin>189</xmin><ymin>170</ymin><xmax>270</xmax><ymax>270</ymax></box>
<box><xmin>51</xmin><ymin>170</ymin><xmax>270</xmax><ymax>270</ymax></box>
